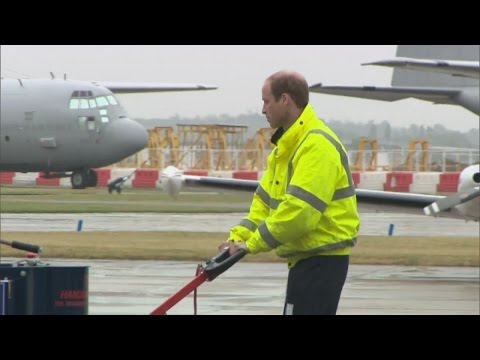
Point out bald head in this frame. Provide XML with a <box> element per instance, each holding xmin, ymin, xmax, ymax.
<box><xmin>265</xmin><ymin>70</ymin><xmax>309</xmax><ymax>109</ymax></box>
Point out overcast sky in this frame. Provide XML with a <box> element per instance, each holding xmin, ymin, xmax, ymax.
<box><xmin>1</xmin><ymin>45</ymin><xmax>478</xmax><ymax>131</ymax></box>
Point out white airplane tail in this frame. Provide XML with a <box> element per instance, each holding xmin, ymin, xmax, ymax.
<box><xmin>392</xmin><ymin>45</ymin><xmax>480</xmax><ymax>87</ymax></box>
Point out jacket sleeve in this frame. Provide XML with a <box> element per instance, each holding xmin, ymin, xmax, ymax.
<box><xmin>228</xmin><ymin>156</ymin><xmax>274</xmax><ymax>242</ymax></box>
<box><xmin>247</xmin><ymin>136</ymin><xmax>340</xmax><ymax>254</ymax></box>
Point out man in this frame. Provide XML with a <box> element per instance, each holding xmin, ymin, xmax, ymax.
<box><xmin>219</xmin><ymin>70</ymin><xmax>360</xmax><ymax>315</ymax></box>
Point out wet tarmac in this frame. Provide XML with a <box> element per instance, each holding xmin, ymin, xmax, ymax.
<box><xmin>1</xmin><ymin>212</ymin><xmax>478</xmax><ymax>315</ymax></box>
<box><xmin>17</xmin><ymin>258</ymin><xmax>477</xmax><ymax>315</ymax></box>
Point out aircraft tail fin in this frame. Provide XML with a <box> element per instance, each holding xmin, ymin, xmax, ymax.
<box><xmin>392</xmin><ymin>45</ymin><xmax>480</xmax><ymax>87</ymax></box>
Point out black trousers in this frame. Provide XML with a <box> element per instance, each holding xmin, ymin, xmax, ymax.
<box><xmin>283</xmin><ymin>255</ymin><xmax>349</xmax><ymax>315</ymax></box>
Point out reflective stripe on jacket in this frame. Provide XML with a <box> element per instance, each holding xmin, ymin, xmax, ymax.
<box><xmin>229</xmin><ymin>104</ymin><xmax>360</xmax><ymax>268</ymax></box>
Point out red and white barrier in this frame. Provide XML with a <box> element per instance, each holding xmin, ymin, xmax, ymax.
<box><xmin>0</xmin><ymin>170</ymin><xmax>461</xmax><ymax>194</ymax></box>
<box><xmin>410</xmin><ymin>172</ymin><xmax>441</xmax><ymax>194</ymax></box>
<box><xmin>437</xmin><ymin>172</ymin><xmax>461</xmax><ymax>193</ymax></box>
<box><xmin>359</xmin><ymin>172</ymin><xmax>387</xmax><ymax>191</ymax></box>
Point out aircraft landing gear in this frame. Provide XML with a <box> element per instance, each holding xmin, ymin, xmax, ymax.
<box><xmin>87</xmin><ymin>170</ymin><xmax>98</xmax><ymax>187</ymax></box>
<box><xmin>71</xmin><ymin>169</ymin><xmax>98</xmax><ymax>189</ymax></box>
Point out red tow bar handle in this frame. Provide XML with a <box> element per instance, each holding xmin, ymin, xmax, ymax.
<box><xmin>149</xmin><ymin>248</ymin><xmax>247</xmax><ymax>315</ymax></box>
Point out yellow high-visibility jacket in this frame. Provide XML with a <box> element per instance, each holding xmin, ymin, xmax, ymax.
<box><xmin>229</xmin><ymin>104</ymin><xmax>360</xmax><ymax>268</ymax></box>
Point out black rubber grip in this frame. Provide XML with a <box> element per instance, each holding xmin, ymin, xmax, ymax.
<box><xmin>11</xmin><ymin>241</ymin><xmax>43</xmax><ymax>254</ymax></box>
<box><xmin>204</xmin><ymin>248</ymin><xmax>247</xmax><ymax>281</ymax></box>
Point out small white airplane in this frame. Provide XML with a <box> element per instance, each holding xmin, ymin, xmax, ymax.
<box><xmin>159</xmin><ymin>164</ymin><xmax>480</xmax><ymax>222</ymax></box>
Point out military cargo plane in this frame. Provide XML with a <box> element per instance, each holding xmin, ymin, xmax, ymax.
<box><xmin>0</xmin><ymin>78</ymin><xmax>217</xmax><ymax>188</ymax></box>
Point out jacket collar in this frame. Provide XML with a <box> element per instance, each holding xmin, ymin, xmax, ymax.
<box><xmin>270</xmin><ymin>104</ymin><xmax>319</xmax><ymax>157</ymax></box>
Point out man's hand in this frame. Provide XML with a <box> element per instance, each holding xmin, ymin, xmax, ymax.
<box><xmin>218</xmin><ymin>241</ymin><xmax>248</xmax><ymax>256</ymax></box>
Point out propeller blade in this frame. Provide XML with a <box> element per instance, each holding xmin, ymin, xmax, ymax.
<box><xmin>424</xmin><ymin>188</ymin><xmax>480</xmax><ymax>217</ymax></box>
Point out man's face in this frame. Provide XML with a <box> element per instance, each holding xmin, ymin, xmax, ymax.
<box><xmin>262</xmin><ymin>81</ymin><xmax>286</xmax><ymax>129</ymax></box>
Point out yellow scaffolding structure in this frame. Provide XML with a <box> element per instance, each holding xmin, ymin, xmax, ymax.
<box><xmin>405</xmin><ymin>139</ymin><xmax>430</xmax><ymax>171</ymax></box>
<box><xmin>146</xmin><ymin>127</ymin><xmax>181</xmax><ymax>168</ymax></box>
<box><xmin>176</xmin><ymin>124</ymin><xmax>247</xmax><ymax>170</ymax></box>
<box><xmin>352</xmin><ymin>137</ymin><xmax>378</xmax><ymax>171</ymax></box>
<box><xmin>242</xmin><ymin>128</ymin><xmax>275</xmax><ymax>170</ymax></box>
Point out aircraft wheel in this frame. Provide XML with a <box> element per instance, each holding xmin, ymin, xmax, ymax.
<box><xmin>71</xmin><ymin>170</ymin><xmax>89</xmax><ymax>189</ymax></box>
<box><xmin>87</xmin><ymin>169</ymin><xmax>98</xmax><ymax>187</ymax></box>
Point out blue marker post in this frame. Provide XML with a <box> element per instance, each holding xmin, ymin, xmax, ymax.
<box><xmin>388</xmin><ymin>223</ymin><xmax>395</xmax><ymax>236</ymax></box>
<box><xmin>77</xmin><ymin>220</ymin><xmax>83</xmax><ymax>232</ymax></box>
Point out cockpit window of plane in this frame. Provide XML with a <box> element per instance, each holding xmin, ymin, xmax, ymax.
<box><xmin>87</xmin><ymin>117</ymin><xmax>95</xmax><ymax>131</ymax></box>
<box><xmin>69</xmin><ymin>92</ymin><xmax>119</xmax><ymax>110</ymax></box>
<box><xmin>95</xmin><ymin>96</ymin><xmax>109</xmax><ymax>107</ymax></box>
<box><xmin>79</xmin><ymin>99</ymin><xmax>89</xmax><ymax>109</ymax></box>
<box><xmin>78</xmin><ymin>116</ymin><xmax>87</xmax><ymax>129</ymax></box>
<box><xmin>70</xmin><ymin>90</ymin><xmax>94</xmax><ymax>109</ymax></box>
<box><xmin>99</xmin><ymin>109</ymin><xmax>109</xmax><ymax>124</ymax></box>
<box><xmin>70</xmin><ymin>98</ymin><xmax>80</xmax><ymax>109</ymax></box>
<box><xmin>78</xmin><ymin>116</ymin><xmax>97</xmax><ymax>131</ymax></box>
<box><xmin>107</xmin><ymin>95</ymin><xmax>118</xmax><ymax>105</ymax></box>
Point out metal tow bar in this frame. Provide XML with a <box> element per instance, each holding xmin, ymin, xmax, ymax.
<box><xmin>150</xmin><ymin>248</ymin><xmax>247</xmax><ymax>315</ymax></box>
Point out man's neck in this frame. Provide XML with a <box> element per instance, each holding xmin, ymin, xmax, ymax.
<box><xmin>282</xmin><ymin>107</ymin><xmax>303</xmax><ymax>132</ymax></box>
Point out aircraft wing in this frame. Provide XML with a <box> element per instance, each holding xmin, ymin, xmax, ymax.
<box><xmin>182</xmin><ymin>175</ymin><xmax>258</xmax><ymax>192</ymax></box>
<box><xmin>165</xmin><ymin>174</ymin><xmax>473</xmax><ymax>220</ymax></box>
<box><xmin>309</xmin><ymin>84</ymin><xmax>460</xmax><ymax>104</ymax></box>
<box><xmin>93</xmin><ymin>82</ymin><xmax>218</xmax><ymax>94</ymax></box>
<box><xmin>354</xmin><ymin>189</ymin><xmax>449</xmax><ymax>217</ymax></box>
<box><xmin>363</xmin><ymin>58</ymin><xmax>480</xmax><ymax>79</ymax></box>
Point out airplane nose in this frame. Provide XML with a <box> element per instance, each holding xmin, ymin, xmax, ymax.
<box><xmin>106</xmin><ymin>118</ymin><xmax>148</xmax><ymax>158</ymax></box>
<box><xmin>124</xmin><ymin>118</ymin><xmax>148</xmax><ymax>153</ymax></box>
